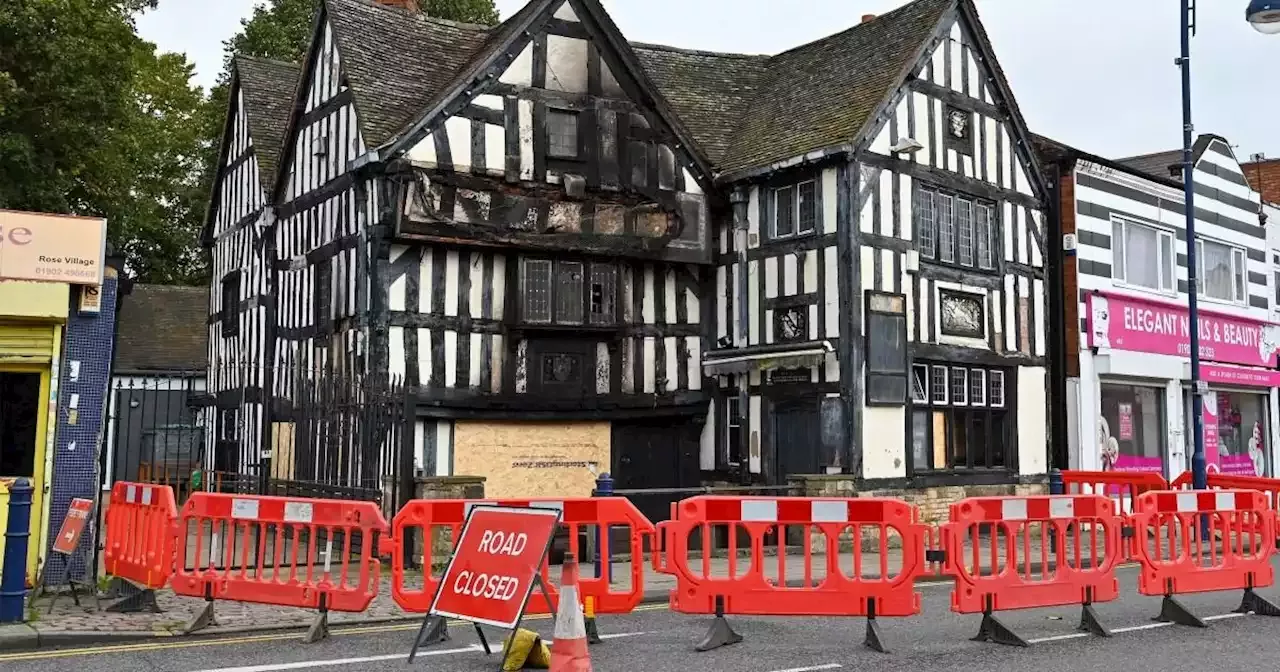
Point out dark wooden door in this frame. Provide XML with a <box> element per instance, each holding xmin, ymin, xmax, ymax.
<box><xmin>611</xmin><ymin>417</ymin><xmax>700</xmax><ymax>525</ymax></box>
<box><xmin>772</xmin><ymin>399</ymin><xmax>822</xmax><ymax>484</ymax></box>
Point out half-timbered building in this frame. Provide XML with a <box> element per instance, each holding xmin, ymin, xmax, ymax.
<box><xmin>204</xmin><ymin>0</ymin><xmax>1051</xmax><ymax>509</ymax></box>
<box><xmin>203</xmin><ymin>55</ymin><xmax>299</xmax><ymax>475</ymax></box>
<box><xmin>1039</xmin><ymin>134</ymin><xmax>1277</xmax><ymax>481</ymax></box>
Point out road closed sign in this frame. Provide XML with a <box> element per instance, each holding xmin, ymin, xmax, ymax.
<box><xmin>428</xmin><ymin>505</ymin><xmax>561</xmax><ymax>629</ymax></box>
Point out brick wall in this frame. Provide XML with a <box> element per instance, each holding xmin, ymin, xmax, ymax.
<box><xmin>1242</xmin><ymin>160</ymin><xmax>1280</xmax><ymax>205</ymax></box>
<box><xmin>44</xmin><ymin>274</ymin><xmax>119</xmax><ymax>586</ymax></box>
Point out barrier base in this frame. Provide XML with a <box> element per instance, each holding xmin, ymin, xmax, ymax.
<box><xmin>585</xmin><ymin>615</ymin><xmax>602</xmax><ymax>644</ymax></box>
<box><xmin>1077</xmin><ymin>603</ymin><xmax>1111</xmax><ymax>637</ymax></box>
<box><xmin>695</xmin><ymin>616</ymin><xmax>743</xmax><ymax>652</ymax></box>
<box><xmin>864</xmin><ymin>616</ymin><xmax>887</xmax><ymax>654</ymax></box>
<box><xmin>184</xmin><ymin>600</ymin><xmax>217</xmax><ymax>634</ymax></box>
<box><xmin>1155</xmin><ymin>595</ymin><xmax>1207</xmax><ymax>628</ymax></box>
<box><xmin>971</xmin><ymin>612</ymin><xmax>1029</xmax><ymax>647</ymax></box>
<box><xmin>105</xmin><ymin>587</ymin><xmax>161</xmax><ymax>614</ymax></box>
<box><xmin>303</xmin><ymin>610</ymin><xmax>329</xmax><ymax>644</ymax></box>
<box><xmin>1235</xmin><ymin>588</ymin><xmax>1280</xmax><ymax>617</ymax></box>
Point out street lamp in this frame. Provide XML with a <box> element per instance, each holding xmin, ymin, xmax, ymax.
<box><xmin>1184</xmin><ymin>2</ymin><xmax>1277</xmax><ymax>494</ymax></box>
<box><xmin>1247</xmin><ymin>0</ymin><xmax>1280</xmax><ymax>33</ymax></box>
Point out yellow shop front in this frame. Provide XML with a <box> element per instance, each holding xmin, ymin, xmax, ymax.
<box><xmin>0</xmin><ymin>209</ymin><xmax>105</xmax><ymax>581</ymax></box>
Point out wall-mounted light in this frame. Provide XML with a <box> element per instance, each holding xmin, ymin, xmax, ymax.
<box><xmin>890</xmin><ymin>138</ymin><xmax>925</xmax><ymax>155</ymax></box>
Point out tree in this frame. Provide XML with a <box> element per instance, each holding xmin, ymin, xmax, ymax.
<box><xmin>0</xmin><ymin>0</ymin><xmax>207</xmax><ymax>284</ymax></box>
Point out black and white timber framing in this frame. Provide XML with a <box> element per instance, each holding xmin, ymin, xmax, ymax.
<box><xmin>203</xmin><ymin>0</ymin><xmax>1052</xmax><ymax>492</ymax></box>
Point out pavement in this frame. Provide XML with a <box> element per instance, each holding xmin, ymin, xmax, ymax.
<box><xmin>2</xmin><ymin>561</ymin><xmax>1280</xmax><ymax>671</ymax></box>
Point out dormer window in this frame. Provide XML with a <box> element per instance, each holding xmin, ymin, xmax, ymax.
<box><xmin>547</xmin><ymin>109</ymin><xmax>579</xmax><ymax>159</ymax></box>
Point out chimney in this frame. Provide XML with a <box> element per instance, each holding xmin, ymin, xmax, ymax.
<box><xmin>862</xmin><ymin>13</ymin><xmax>876</xmax><ymax>23</ymax></box>
<box><xmin>373</xmin><ymin>0</ymin><xmax>419</xmax><ymax>10</ymax></box>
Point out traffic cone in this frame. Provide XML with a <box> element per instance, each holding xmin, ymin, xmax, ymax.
<box><xmin>550</xmin><ymin>553</ymin><xmax>592</xmax><ymax>672</ymax></box>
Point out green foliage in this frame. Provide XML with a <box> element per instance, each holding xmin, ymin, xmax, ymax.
<box><xmin>0</xmin><ymin>0</ymin><xmax>207</xmax><ymax>285</ymax></box>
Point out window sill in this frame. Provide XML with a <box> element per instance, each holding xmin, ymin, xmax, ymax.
<box><xmin>512</xmin><ymin>323</ymin><xmax>619</xmax><ymax>335</ymax></box>
<box><xmin>1195</xmin><ymin>294</ymin><xmax>1248</xmax><ymax>309</ymax></box>
<box><xmin>918</xmin><ymin>258</ymin><xmax>1000</xmax><ymax>275</ymax></box>
<box><xmin>765</xmin><ymin>229</ymin><xmax>819</xmax><ymax>244</ymax></box>
<box><xmin>1111</xmin><ymin>280</ymin><xmax>1178</xmax><ymax>300</ymax></box>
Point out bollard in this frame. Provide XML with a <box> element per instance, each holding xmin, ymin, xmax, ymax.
<box><xmin>1048</xmin><ymin>469</ymin><xmax>1063</xmax><ymax>555</ymax></box>
<box><xmin>593</xmin><ymin>473</ymin><xmax>614</xmax><ymax>584</ymax></box>
<box><xmin>0</xmin><ymin>479</ymin><xmax>33</xmax><ymax>624</ymax></box>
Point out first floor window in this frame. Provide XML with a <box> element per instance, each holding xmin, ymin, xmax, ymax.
<box><xmin>220</xmin><ymin>272</ymin><xmax>241</xmax><ymax>338</ymax></box>
<box><xmin>914</xmin><ymin>183</ymin><xmax>996</xmax><ymax>271</ymax></box>
<box><xmin>521</xmin><ymin>258</ymin><xmax>617</xmax><ymax>325</ymax></box>
<box><xmin>1112</xmin><ymin>217</ymin><xmax>1175</xmax><ymax>293</ymax></box>
<box><xmin>772</xmin><ymin>180</ymin><xmax>817</xmax><ymax>238</ymax></box>
<box><xmin>547</xmin><ymin>109</ymin><xmax>579</xmax><ymax>158</ymax></box>
<box><xmin>910</xmin><ymin>362</ymin><xmax>1011</xmax><ymax>472</ymax></box>
<box><xmin>1197</xmin><ymin>238</ymin><xmax>1247</xmax><ymax>303</ymax></box>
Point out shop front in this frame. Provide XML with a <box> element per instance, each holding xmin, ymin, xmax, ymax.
<box><xmin>1078</xmin><ymin>290</ymin><xmax>1280</xmax><ymax>480</ymax></box>
<box><xmin>0</xmin><ymin>209</ymin><xmax>106</xmax><ymax>581</ymax></box>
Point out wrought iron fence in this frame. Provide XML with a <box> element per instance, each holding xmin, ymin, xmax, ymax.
<box><xmin>108</xmin><ymin>365</ymin><xmax>414</xmax><ymax>520</ymax></box>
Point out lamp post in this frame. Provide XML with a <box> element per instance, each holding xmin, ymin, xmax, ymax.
<box><xmin>1185</xmin><ymin>1</ymin><xmax>1279</xmax><ymax>494</ymax></box>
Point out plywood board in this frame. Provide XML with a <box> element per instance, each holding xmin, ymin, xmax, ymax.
<box><xmin>453</xmin><ymin>421</ymin><xmax>609</xmax><ymax>498</ymax></box>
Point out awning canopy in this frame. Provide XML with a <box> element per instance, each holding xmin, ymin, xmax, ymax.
<box><xmin>702</xmin><ymin>340</ymin><xmax>834</xmax><ymax>376</ymax></box>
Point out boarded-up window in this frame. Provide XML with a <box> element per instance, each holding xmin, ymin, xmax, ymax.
<box><xmin>865</xmin><ymin>291</ymin><xmax>907</xmax><ymax>405</ymax></box>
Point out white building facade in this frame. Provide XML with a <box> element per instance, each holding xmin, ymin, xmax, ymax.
<box><xmin>1045</xmin><ymin>136</ymin><xmax>1278</xmax><ymax>480</ymax></box>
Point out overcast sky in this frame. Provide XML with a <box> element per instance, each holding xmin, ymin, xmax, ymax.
<box><xmin>137</xmin><ymin>0</ymin><xmax>1280</xmax><ymax>162</ymax></box>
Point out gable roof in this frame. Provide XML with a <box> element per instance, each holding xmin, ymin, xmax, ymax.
<box><xmin>114</xmin><ymin>285</ymin><xmax>209</xmax><ymax>374</ymax></box>
<box><xmin>324</xmin><ymin>0</ymin><xmax>495</xmax><ymax>147</ymax></box>
<box><xmin>631</xmin><ymin>45</ymin><xmax>771</xmax><ymax>167</ymax></box>
<box><xmin>1115</xmin><ymin>135</ymin><xmax>1231</xmax><ymax>183</ymax></box>
<box><xmin>1032</xmin><ymin>134</ymin><xmax>1183</xmax><ymax>190</ymax></box>
<box><xmin>235</xmin><ymin>55</ymin><xmax>302</xmax><ymax>190</ymax></box>
<box><xmin>714</xmin><ymin>0</ymin><xmax>952</xmax><ymax>176</ymax></box>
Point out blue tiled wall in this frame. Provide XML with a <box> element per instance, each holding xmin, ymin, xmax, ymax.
<box><xmin>43</xmin><ymin>275</ymin><xmax>119</xmax><ymax>586</ymax></box>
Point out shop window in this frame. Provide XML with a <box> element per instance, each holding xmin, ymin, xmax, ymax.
<box><xmin>1098</xmin><ymin>384</ymin><xmax>1165</xmax><ymax>474</ymax></box>
<box><xmin>910</xmin><ymin>363</ymin><xmax>1012</xmax><ymax>473</ymax></box>
<box><xmin>1196</xmin><ymin>238</ymin><xmax>1247</xmax><ymax>303</ymax></box>
<box><xmin>1197</xmin><ymin>390</ymin><xmax>1270</xmax><ymax>477</ymax></box>
<box><xmin>1111</xmin><ymin>217</ymin><xmax>1175</xmax><ymax>293</ymax></box>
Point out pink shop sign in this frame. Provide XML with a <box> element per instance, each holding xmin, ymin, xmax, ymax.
<box><xmin>1201</xmin><ymin>363</ymin><xmax>1280</xmax><ymax>388</ymax></box>
<box><xmin>1085</xmin><ymin>291</ymin><xmax>1280</xmax><ymax>368</ymax></box>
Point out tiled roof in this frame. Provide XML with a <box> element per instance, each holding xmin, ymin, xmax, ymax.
<box><xmin>324</xmin><ymin>0</ymin><xmax>494</xmax><ymax>147</ymax></box>
<box><xmin>114</xmin><ymin>285</ymin><xmax>209</xmax><ymax>374</ymax></box>
<box><xmin>235</xmin><ymin>55</ymin><xmax>301</xmax><ymax>190</ymax></box>
<box><xmin>714</xmin><ymin>0</ymin><xmax>952</xmax><ymax>175</ymax></box>
<box><xmin>632</xmin><ymin>45</ymin><xmax>771</xmax><ymax>167</ymax></box>
<box><xmin>1117</xmin><ymin>150</ymin><xmax>1184</xmax><ymax>183</ymax></box>
<box><xmin>246</xmin><ymin>0</ymin><xmax>961</xmax><ymax>179</ymax></box>
<box><xmin>1030</xmin><ymin>133</ymin><xmax>1183</xmax><ymax>189</ymax></box>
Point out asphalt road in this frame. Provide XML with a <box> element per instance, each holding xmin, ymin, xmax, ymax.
<box><xmin>5</xmin><ymin>564</ymin><xmax>1280</xmax><ymax>672</ymax></box>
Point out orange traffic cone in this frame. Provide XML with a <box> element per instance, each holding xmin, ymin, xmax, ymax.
<box><xmin>550</xmin><ymin>553</ymin><xmax>592</xmax><ymax>672</ymax></box>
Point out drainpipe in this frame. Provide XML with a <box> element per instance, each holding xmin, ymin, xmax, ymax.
<box><xmin>731</xmin><ymin>188</ymin><xmax>751</xmax><ymax>485</ymax></box>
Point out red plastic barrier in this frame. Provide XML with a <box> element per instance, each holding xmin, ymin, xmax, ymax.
<box><xmin>103</xmin><ymin>481</ymin><xmax>178</xmax><ymax>589</ymax></box>
<box><xmin>391</xmin><ymin>498</ymin><xmax>654</xmax><ymax>616</ymax></box>
<box><xmin>172</xmin><ymin>493</ymin><xmax>389</xmax><ymax>613</ymax></box>
<box><xmin>662</xmin><ymin>496</ymin><xmax>930</xmax><ymax>618</ymax></box>
<box><xmin>1131</xmin><ymin>489</ymin><xmax>1275</xmax><ymax>597</ymax></box>
<box><xmin>1060</xmin><ymin>470</ymin><xmax>1168</xmax><ymax>513</ymax></box>
<box><xmin>1171</xmin><ymin>471</ymin><xmax>1280</xmax><ymax>513</ymax></box>
<box><xmin>941</xmin><ymin>495</ymin><xmax>1123</xmax><ymax>644</ymax></box>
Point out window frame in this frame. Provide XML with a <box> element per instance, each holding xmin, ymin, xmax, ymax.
<box><xmin>914</xmin><ymin>183</ymin><xmax>998</xmax><ymax>273</ymax></box>
<box><xmin>546</xmin><ymin>108</ymin><xmax>581</xmax><ymax>160</ymax></box>
<box><xmin>909</xmin><ymin>362</ymin><xmax>1013</xmax><ymax>474</ymax></box>
<box><xmin>1195</xmin><ymin>237</ymin><xmax>1248</xmax><ymax>305</ymax></box>
<box><xmin>771</xmin><ymin>179</ymin><xmax>818</xmax><ymax>240</ymax></box>
<box><xmin>220</xmin><ymin>272</ymin><xmax>241</xmax><ymax>338</ymax></box>
<box><xmin>520</xmin><ymin>258</ymin><xmax>619</xmax><ymax>327</ymax></box>
<box><xmin>724</xmin><ymin>396</ymin><xmax>744</xmax><ymax>468</ymax></box>
<box><xmin>1111</xmin><ymin>216</ymin><xmax>1176</xmax><ymax>295</ymax></box>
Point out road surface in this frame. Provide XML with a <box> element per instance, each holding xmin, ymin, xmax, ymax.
<box><xmin>3</xmin><ymin>563</ymin><xmax>1280</xmax><ymax>672</ymax></box>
